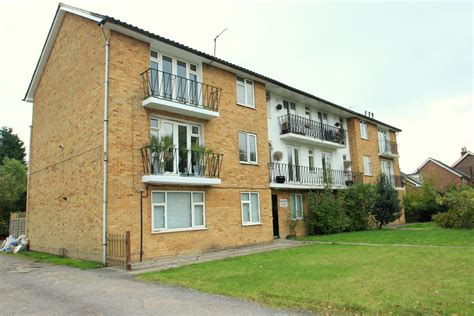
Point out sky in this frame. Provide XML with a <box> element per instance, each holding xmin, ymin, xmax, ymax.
<box><xmin>0</xmin><ymin>0</ymin><xmax>472</xmax><ymax>172</ymax></box>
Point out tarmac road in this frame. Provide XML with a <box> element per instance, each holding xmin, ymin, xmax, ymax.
<box><xmin>0</xmin><ymin>254</ymin><xmax>300</xmax><ymax>316</ymax></box>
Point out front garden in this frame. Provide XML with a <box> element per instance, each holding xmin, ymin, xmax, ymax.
<box><xmin>137</xmin><ymin>223</ymin><xmax>474</xmax><ymax>314</ymax></box>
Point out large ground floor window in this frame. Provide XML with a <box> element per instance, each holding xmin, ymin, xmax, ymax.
<box><xmin>152</xmin><ymin>191</ymin><xmax>205</xmax><ymax>232</ymax></box>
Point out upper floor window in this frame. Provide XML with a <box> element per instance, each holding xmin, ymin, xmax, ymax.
<box><xmin>308</xmin><ymin>149</ymin><xmax>315</xmax><ymax>172</ymax></box>
<box><xmin>239</xmin><ymin>132</ymin><xmax>257</xmax><ymax>164</ymax></box>
<box><xmin>305</xmin><ymin>106</ymin><xmax>311</xmax><ymax>119</ymax></box>
<box><xmin>360</xmin><ymin>120</ymin><xmax>368</xmax><ymax>140</ymax></box>
<box><xmin>236</xmin><ymin>77</ymin><xmax>255</xmax><ymax>107</ymax></box>
<box><xmin>318</xmin><ymin>112</ymin><xmax>328</xmax><ymax>125</ymax></box>
<box><xmin>283</xmin><ymin>100</ymin><xmax>296</xmax><ymax>114</ymax></box>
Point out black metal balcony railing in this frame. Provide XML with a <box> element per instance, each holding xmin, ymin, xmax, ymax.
<box><xmin>140</xmin><ymin>68</ymin><xmax>222</xmax><ymax>112</ymax></box>
<box><xmin>269</xmin><ymin>162</ymin><xmax>362</xmax><ymax>187</ymax></box>
<box><xmin>278</xmin><ymin>114</ymin><xmax>346</xmax><ymax>145</ymax></box>
<box><xmin>381</xmin><ymin>173</ymin><xmax>403</xmax><ymax>188</ymax></box>
<box><xmin>378</xmin><ymin>139</ymin><xmax>398</xmax><ymax>155</ymax></box>
<box><xmin>141</xmin><ymin>146</ymin><xmax>223</xmax><ymax>178</ymax></box>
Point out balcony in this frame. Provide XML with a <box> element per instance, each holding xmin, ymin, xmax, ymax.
<box><xmin>140</xmin><ymin>68</ymin><xmax>222</xmax><ymax>120</ymax></box>
<box><xmin>378</xmin><ymin>139</ymin><xmax>399</xmax><ymax>158</ymax></box>
<box><xmin>140</xmin><ymin>146</ymin><xmax>223</xmax><ymax>186</ymax></box>
<box><xmin>269</xmin><ymin>162</ymin><xmax>362</xmax><ymax>189</ymax></box>
<box><xmin>278</xmin><ymin>114</ymin><xmax>347</xmax><ymax>149</ymax></box>
<box><xmin>382</xmin><ymin>173</ymin><xmax>404</xmax><ymax>188</ymax></box>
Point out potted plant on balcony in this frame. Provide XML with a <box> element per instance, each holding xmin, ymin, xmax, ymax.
<box><xmin>272</xmin><ymin>151</ymin><xmax>286</xmax><ymax>183</ymax></box>
<box><xmin>190</xmin><ymin>144</ymin><xmax>213</xmax><ymax>176</ymax></box>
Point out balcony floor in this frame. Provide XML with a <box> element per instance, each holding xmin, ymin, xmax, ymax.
<box><xmin>142</xmin><ymin>174</ymin><xmax>221</xmax><ymax>186</ymax></box>
<box><xmin>280</xmin><ymin>133</ymin><xmax>346</xmax><ymax>149</ymax></box>
<box><xmin>142</xmin><ymin>97</ymin><xmax>219</xmax><ymax>120</ymax></box>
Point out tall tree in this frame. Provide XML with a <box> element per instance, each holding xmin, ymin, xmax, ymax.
<box><xmin>372</xmin><ymin>174</ymin><xmax>401</xmax><ymax>229</ymax></box>
<box><xmin>0</xmin><ymin>127</ymin><xmax>26</xmax><ymax>165</ymax></box>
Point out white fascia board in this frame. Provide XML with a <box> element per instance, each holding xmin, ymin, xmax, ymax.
<box><xmin>451</xmin><ymin>152</ymin><xmax>473</xmax><ymax>168</ymax></box>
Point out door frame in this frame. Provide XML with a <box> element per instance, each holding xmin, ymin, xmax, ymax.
<box><xmin>271</xmin><ymin>194</ymin><xmax>280</xmax><ymax>238</ymax></box>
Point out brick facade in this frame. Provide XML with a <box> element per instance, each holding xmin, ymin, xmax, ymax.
<box><xmin>27</xmin><ymin>14</ymin><xmax>105</xmax><ymax>260</ymax></box>
<box><xmin>452</xmin><ymin>153</ymin><xmax>474</xmax><ymax>185</ymax></box>
<box><xmin>26</xmin><ymin>9</ymin><xmax>405</xmax><ymax>261</ymax></box>
<box><xmin>418</xmin><ymin>161</ymin><xmax>464</xmax><ymax>192</ymax></box>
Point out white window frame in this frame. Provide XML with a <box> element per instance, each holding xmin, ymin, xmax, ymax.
<box><xmin>360</xmin><ymin>120</ymin><xmax>369</xmax><ymax>140</ymax></box>
<box><xmin>363</xmin><ymin>156</ymin><xmax>372</xmax><ymax>176</ymax></box>
<box><xmin>241</xmin><ymin>192</ymin><xmax>261</xmax><ymax>225</ymax></box>
<box><xmin>308</xmin><ymin>149</ymin><xmax>315</xmax><ymax>172</ymax></box>
<box><xmin>239</xmin><ymin>132</ymin><xmax>258</xmax><ymax>164</ymax></box>
<box><xmin>151</xmin><ymin>191</ymin><xmax>206</xmax><ymax>233</ymax></box>
<box><xmin>290</xmin><ymin>193</ymin><xmax>304</xmax><ymax>220</ymax></box>
<box><xmin>236</xmin><ymin>76</ymin><xmax>255</xmax><ymax>108</ymax></box>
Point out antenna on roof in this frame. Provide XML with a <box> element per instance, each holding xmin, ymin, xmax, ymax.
<box><xmin>213</xmin><ymin>27</ymin><xmax>227</xmax><ymax>57</ymax></box>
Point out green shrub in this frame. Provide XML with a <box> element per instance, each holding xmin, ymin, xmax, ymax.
<box><xmin>403</xmin><ymin>181</ymin><xmax>445</xmax><ymax>222</ymax></box>
<box><xmin>433</xmin><ymin>187</ymin><xmax>474</xmax><ymax>229</ymax></box>
<box><xmin>371</xmin><ymin>175</ymin><xmax>401</xmax><ymax>229</ymax></box>
<box><xmin>307</xmin><ymin>189</ymin><xmax>347</xmax><ymax>235</ymax></box>
<box><xmin>342</xmin><ymin>183</ymin><xmax>376</xmax><ymax>231</ymax></box>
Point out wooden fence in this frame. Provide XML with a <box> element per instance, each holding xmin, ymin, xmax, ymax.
<box><xmin>106</xmin><ymin>231</ymin><xmax>131</xmax><ymax>270</ymax></box>
<box><xmin>9</xmin><ymin>212</ymin><xmax>26</xmax><ymax>237</ymax></box>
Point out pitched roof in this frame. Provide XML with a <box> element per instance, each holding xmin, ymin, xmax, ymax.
<box><xmin>400</xmin><ymin>172</ymin><xmax>422</xmax><ymax>187</ymax></box>
<box><xmin>451</xmin><ymin>151</ymin><xmax>473</xmax><ymax>168</ymax></box>
<box><xmin>416</xmin><ymin>158</ymin><xmax>470</xmax><ymax>179</ymax></box>
<box><xmin>23</xmin><ymin>3</ymin><xmax>401</xmax><ymax>132</ymax></box>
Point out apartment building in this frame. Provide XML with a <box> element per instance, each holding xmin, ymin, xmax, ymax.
<box><xmin>24</xmin><ymin>4</ymin><xmax>403</xmax><ymax>262</ymax></box>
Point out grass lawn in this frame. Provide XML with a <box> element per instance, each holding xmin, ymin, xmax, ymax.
<box><xmin>0</xmin><ymin>251</ymin><xmax>103</xmax><ymax>270</ymax></box>
<box><xmin>137</xmin><ymin>224</ymin><xmax>474</xmax><ymax>314</ymax></box>
<box><xmin>299</xmin><ymin>222</ymin><xmax>474</xmax><ymax>246</ymax></box>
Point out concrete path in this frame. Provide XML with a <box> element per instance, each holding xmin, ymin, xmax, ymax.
<box><xmin>130</xmin><ymin>239</ymin><xmax>305</xmax><ymax>274</ymax></box>
<box><xmin>0</xmin><ymin>254</ymin><xmax>305</xmax><ymax>315</ymax></box>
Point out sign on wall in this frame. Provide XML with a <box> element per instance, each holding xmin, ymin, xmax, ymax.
<box><xmin>279</xmin><ymin>199</ymin><xmax>288</xmax><ymax>208</ymax></box>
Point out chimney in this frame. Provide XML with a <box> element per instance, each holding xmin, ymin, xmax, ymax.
<box><xmin>461</xmin><ymin>146</ymin><xmax>467</xmax><ymax>156</ymax></box>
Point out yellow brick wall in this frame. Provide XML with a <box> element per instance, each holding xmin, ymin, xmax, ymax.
<box><xmin>272</xmin><ymin>190</ymin><xmax>310</xmax><ymax>238</ymax></box>
<box><xmin>105</xmin><ymin>31</ymin><xmax>273</xmax><ymax>262</ymax></box>
<box><xmin>347</xmin><ymin>118</ymin><xmax>401</xmax><ymax>183</ymax></box>
<box><xmin>27</xmin><ymin>13</ymin><xmax>105</xmax><ymax>261</ymax></box>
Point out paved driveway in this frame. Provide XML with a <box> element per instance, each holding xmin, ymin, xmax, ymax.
<box><xmin>0</xmin><ymin>254</ymin><xmax>297</xmax><ymax>315</ymax></box>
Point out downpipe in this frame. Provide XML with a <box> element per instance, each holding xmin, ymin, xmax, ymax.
<box><xmin>99</xmin><ymin>21</ymin><xmax>109</xmax><ymax>265</ymax></box>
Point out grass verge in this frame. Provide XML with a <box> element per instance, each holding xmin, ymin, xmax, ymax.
<box><xmin>137</xmin><ymin>224</ymin><xmax>474</xmax><ymax>314</ymax></box>
<box><xmin>1</xmin><ymin>250</ymin><xmax>103</xmax><ymax>270</ymax></box>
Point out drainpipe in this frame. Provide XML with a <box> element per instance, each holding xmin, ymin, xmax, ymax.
<box><xmin>99</xmin><ymin>21</ymin><xmax>110</xmax><ymax>265</ymax></box>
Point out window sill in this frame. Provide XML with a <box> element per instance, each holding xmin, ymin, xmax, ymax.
<box><xmin>240</xmin><ymin>162</ymin><xmax>259</xmax><ymax>166</ymax></box>
<box><xmin>291</xmin><ymin>218</ymin><xmax>304</xmax><ymax>221</ymax></box>
<box><xmin>237</xmin><ymin>103</ymin><xmax>256</xmax><ymax>110</ymax></box>
<box><xmin>242</xmin><ymin>222</ymin><xmax>262</xmax><ymax>227</ymax></box>
<box><xmin>361</xmin><ymin>137</ymin><xmax>369</xmax><ymax>141</ymax></box>
<box><xmin>152</xmin><ymin>227</ymin><xmax>208</xmax><ymax>234</ymax></box>
<box><xmin>364</xmin><ymin>174</ymin><xmax>373</xmax><ymax>177</ymax></box>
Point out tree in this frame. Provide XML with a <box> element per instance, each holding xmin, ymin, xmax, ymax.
<box><xmin>0</xmin><ymin>158</ymin><xmax>27</xmax><ymax>235</ymax></box>
<box><xmin>343</xmin><ymin>183</ymin><xmax>377</xmax><ymax>231</ymax></box>
<box><xmin>0</xmin><ymin>127</ymin><xmax>26</xmax><ymax>165</ymax></box>
<box><xmin>307</xmin><ymin>187</ymin><xmax>347</xmax><ymax>235</ymax></box>
<box><xmin>372</xmin><ymin>174</ymin><xmax>401</xmax><ymax>229</ymax></box>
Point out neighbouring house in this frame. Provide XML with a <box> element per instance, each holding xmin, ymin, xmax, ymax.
<box><xmin>401</xmin><ymin>172</ymin><xmax>422</xmax><ymax>193</ymax></box>
<box><xmin>451</xmin><ymin>147</ymin><xmax>473</xmax><ymax>185</ymax></box>
<box><xmin>23</xmin><ymin>4</ymin><xmax>404</xmax><ymax>263</ymax></box>
<box><xmin>411</xmin><ymin>156</ymin><xmax>471</xmax><ymax>192</ymax></box>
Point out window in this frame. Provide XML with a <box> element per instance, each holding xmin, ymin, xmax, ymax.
<box><xmin>363</xmin><ymin>156</ymin><xmax>372</xmax><ymax>176</ymax></box>
<box><xmin>236</xmin><ymin>77</ymin><xmax>255</xmax><ymax>107</ymax></box>
<box><xmin>283</xmin><ymin>100</ymin><xmax>296</xmax><ymax>113</ymax></box>
<box><xmin>239</xmin><ymin>132</ymin><xmax>257</xmax><ymax>164</ymax></box>
<box><xmin>360</xmin><ymin>120</ymin><xmax>368</xmax><ymax>139</ymax></box>
<box><xmin>318</xmin><ymin>112</ymin><xmax>328</xmax><ymax>125</ymax></box>
<box><xmin>290</xmin><ymin>193</ymin><xmax>303</xmax><ymax>220</ymax></box>
<box><xmin>241</xmin><ymin>192</ymin><xmax>260</xmax><ymax>225</ymax></box>
<box><xmin>322</xmin><ymin>152</ymin><xmax>332</xmax><ymax>170</ymax></box>
<box><xmin>308</xmin><ymin>149</ymin><xmax>315</xmax><ymax>171</ymax></box>
<box><xmin>305</xmin><ymin>106</ymin><xmax>311</xmax><ymax>119</ymax></box>
<box><xmin>151</xmin><ymin>191</ymin><xmax>205</xmax><ymax>232</ymax></box>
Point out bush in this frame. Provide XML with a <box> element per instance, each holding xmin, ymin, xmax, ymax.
<box><xmin>307</xmin><ymin>189</ymin><xmax>347</xmax><ymax>235</ymax></box>
<box><xmin>433</xmin><ymin>187</ymin><xmax>474</xmax><ymax>229</ymax></box>
<box><xmin>342</xmin><ymin>183</ymin><xmax>376</xmax><ymax>231</ymax></box>
<box><xmin>372</xmin><ymin>175</ymin><xmax>401</xmax><ymax>229</ymax></box>
<box><xmin>404</xmin><ymin>181</ymin><xmax>446</xmax><ymax>222</ymax></box>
